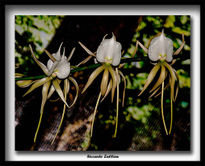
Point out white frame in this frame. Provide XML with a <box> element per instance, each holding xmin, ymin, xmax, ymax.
<box><xmin>5</xmin><ymin>5</ymin><xmax>200</xmax><ymax>161</ymax></box>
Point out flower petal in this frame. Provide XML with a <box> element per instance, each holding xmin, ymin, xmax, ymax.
<box><xmin>81</xmin><ymin>66</ymin><xmax>104</xmax><ymax>94</ymax></box>
<box><xmin>23</xmin><ymin>77</ymin><xmax>52</xmax><ymax>97</ymax></box>
<box><xmin>150</xmin><ymin>64</ymin><xmax>166</xmax><ymax>93</ymax></box>
<box><xmin>138</xmin><ymin>63</ymin><xmax>161</xmax><ymax>96</ymax></box>
<box><xmin>107</xmin><ymin>65</ymin><xmax>117</xmax><ymax>102</ymax></box>
<box><xmin>100</xmin><ymin>68</ymin><xmax>109</xmax><ymax>96</ymax></box>
<box><xmin>100</xmin><ymin>79</ymin><xmax>112</xmax><ymax>103</ymax></box>
<box><xmin>68</xmin><ymin>77</ymin><xmax>79</xmax><ymax>108</ymax></box>
<box><xmin>29</xmin><ymin>45</ymin><xmax>49</xmax><ymax>76</ymax></box>
<box><xmin>52</xmin><ymin>79</ymin><xmax>69</xmax><ymax>108</ymax></box>
<box><xmin>34</xmin><ymin>81</ymin><xmax>51</xmax><ymax>142</ymax></box>
<box><xmin>16</xmin><ymin>80</ymin><xmax>34</xmax><ymax>88</ymax></box>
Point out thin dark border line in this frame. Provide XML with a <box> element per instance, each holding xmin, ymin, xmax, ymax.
<box><xmin>2</xmin><ymin>2</ymin><xmax>204</xmax><ymax>164</ymax></box>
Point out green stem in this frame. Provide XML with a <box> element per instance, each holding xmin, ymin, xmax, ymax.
<box><xmin>15</xmin><ymin>57</ymin><xmax>146</xmax><ymax>81</ymax></box>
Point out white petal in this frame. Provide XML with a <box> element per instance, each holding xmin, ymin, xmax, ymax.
<box><xmin>55</xmin><ymin>58</ymin><xmax>70</xmax><ymax>79</ymax></box>
<box><xmin>112</xmin><ymin>42</ymin><xmax>122</xmax><ymax>66</ymax></box>
<box><xmin>148</xmin><ymin>33</ymin><xmax>173</xmax><ymax>62</ymax></box>
<box><xmin>165</xmin><ymin>38</ymin><xmax>173</xmax><ymax>62</ymax></box>
<box><xmin>96</xmin><ymin>39</ymin><xmax>110</xmax><ymax>63</ymax></box>
<box><xmin>96</xmin><ymin>34</ymin><xmax>122</xmax><ymax>66</ymax></box>
<box><xmin>148</xmin><ymin>36</ymin><xmax>161</xmax><ymax>61</ymax></box>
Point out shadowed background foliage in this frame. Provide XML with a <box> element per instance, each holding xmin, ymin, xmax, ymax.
<box><xmin>15</xmin><ymin>15</ymin><xmax>190</xmax><ymax>151</ymax></box>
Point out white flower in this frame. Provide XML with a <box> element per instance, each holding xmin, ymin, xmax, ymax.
<box><xmin>96</xmin><ymin>33</ymin><xmax>122</xmax><ymax>66</ymax></box>
<box><xmin>47</xmin><ymin>43</ymin><xmax>70</xmax><ymax>79</ymax></box>
<box><xmin>148</xmin><ymin>29</ymin><xmax>173</xmax><ymax>62</ymax></box>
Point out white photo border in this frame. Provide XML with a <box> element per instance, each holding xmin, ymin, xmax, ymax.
<box><xmin>5</xmin><ymin>5</ymin><xmax>201</xmax><ymax>161</ymax></box>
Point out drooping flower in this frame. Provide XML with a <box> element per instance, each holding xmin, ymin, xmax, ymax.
<box><xmin>96</xmin><ymin>33</ymin><xmax>122</xmax><ymax>66</ymax></box>
<box><xmin>78</xmin><ymin>33</ymin><xmax>126</xmax><ymax>138</ymax></box>
<box><xmin>16</xmin><ymin>43</ymin><xmax>79</xmax><ymax>144</ymax></box>
<box><xmin>148</xmin><ymin>29</ymin><xmax>173</xmax><ymax>62</ymax></box>
<box><xmin>135</xmin><ymin>29</ymin><xmax>185</xmax><ymax>135</ymax></box>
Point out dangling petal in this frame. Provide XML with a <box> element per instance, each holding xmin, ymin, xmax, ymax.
<box><xmin>23</xmin><ymin>77</ymin><xmax>52</xmax><ymax>97</ymax></box>
<box><xmin>90</xmin><ymin>92</ymin><xmax>102</xmax><ymax>137</ymax></box>
<box><xmin>16</xmin><ymin>80</ymin><xmax>34</xmax><ymax>88</ymax></box>
<box><xmin>34</xmin><ymin>81</ymin><xmax>51</xmax><ymax>143</ymax></box>
<box><xmin>113</xmin><ymin>68</ymin><xmax>120</xmax><ymax>138</ymax></box>
<box><xmin>68</xmin><ymin>77</ymin><xmax>79</xmax><ymax>108</ymax></box>
<box><xmin>52</xmin><ymin>79</ymin><xmax>69</xmax><ymax>108</ymax></box>
<box><xmin>119</xmin><ymin>70</ymin><xmax>126</xmax><ymax>107</ymax></box>
<box><xmin>47</xmin><ymin>79</ymin><xmax>62</xmax><ymax>100</ymax></box>
<box><xmin>51</xmin><ymin>79</ymin><xmax>68</xmax><ymax>145</ymax></box>
<box><xmin>81</xmin><ymin>66</ymin><xmax>104</xmax><ymax>93</ymax></box>
<box><xmin>107</xmin><ymin>65</ymin><xmax>117</xmax><ymax>102</ymax></box>
<box><xmin>138</xmin><ymin>63</ymin><xmax>161</xmax><ymax>96</ymax></box>
<box><xmin>150</xmin><ymin>64</ymin><xmax>166</xmax><ymax>93</ymax></box>
<box><xmin>100</xmin><ymin>68</ymin><xmax>109</xmax><ymax>96</ymax></box>
<box><xmin>100</xmin><ymin>79</ymin><xmax>112</xmax><ymax>102</ymax></box>
<box><xmin>164</xmin><ymin>62</ymin><xmax>177</xmax><ymax>101</ymax></box>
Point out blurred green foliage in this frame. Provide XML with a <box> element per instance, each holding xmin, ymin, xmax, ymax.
<box><xmin>15</xmin><ymin>15</ymin><xmax>64</xmax><ymax>74</ymax></box>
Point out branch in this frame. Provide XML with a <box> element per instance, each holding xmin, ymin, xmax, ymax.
<box><xmin>15</xmin><ymin>56</ymin><xmax>189</xmax><ymax>81</ymax></box>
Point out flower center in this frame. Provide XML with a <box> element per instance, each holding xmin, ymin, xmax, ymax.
<box><xmin>159</xmin><ymin>54</ymin><xmax>167</xmax><ymax>61</ymax></box>
<box><xmin>104</xmin><ymin>56</ymin><xmax>113</xmax><ymax>64</ymax></box>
